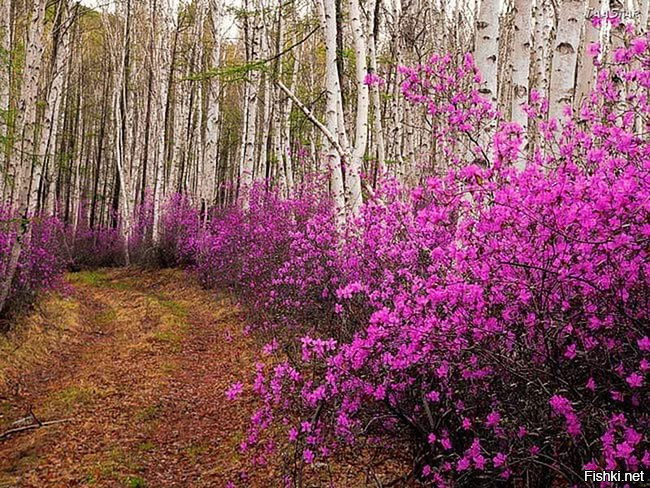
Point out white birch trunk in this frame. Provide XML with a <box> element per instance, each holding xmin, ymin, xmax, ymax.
<box><xmin>347</xmin><ymin>0</ymin><xmax>368</xmax><ymax>216</ymax></box>
<box><xmin>240</xmin><ymin>6</ymin><xmax>262</xmax><ymax>211</ymax></box>
<box><xmin>511</xmin><ymin>0</ymin><xmax>532</xmax><ymax>146</ymax></box>
<box><xmin>319</xmin><ymin>0</ymin><xmax>346</xmax><ymax>225</ymax></box>
<box><xmin>38</xmin><ymin>3</ymin><xmax>72</xmax><ymax>214</ymax></box>
<box><xmin>0</xmin><ymin>0</ymin><xmax>47</xmax><ymax>314</ymax></box>
<box><xmin>549</xmin><ymin>0</ymin><xmax>587</xmax><ymax>120</ymax></box>
<box><xmin>575</xmin><ymin>0</ymin><xmax>603</xmax><ymax>107</ymax></box>
<box><xmin>474</xmin><ymin>0</ymin><xmax>500</xmax><ymax>103</ymax></box>
<box><xmin>0</xmin><ymin>0</ymin><xmax>10</xmax><ymax>197</ymax></box>
<box><xmin>368</xmin><ymin>0</ymin><xmax>386</xmax><ymax>176</ymax></box>
<box><xmin>281</xmin><ymin>43</ymin><xmax>300</xmax><ymax>197</ymax></box>
<box><xmin>152</xmin><ymin>0</ymin><xmax>174</xmax><ymax>244</ymax></box>
<box><xmin>112</xmin><ymin>0</ymin><xmax>134</xmax><ymax>265</ymax></box>
<box><xmin>202</xmin><ymin>0</ymin><xmax>223</xmax><ymax>210</ymax></box>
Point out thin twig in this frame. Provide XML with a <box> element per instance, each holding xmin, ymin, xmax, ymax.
<box><xmin>0</xmin><ymin>418</ymin><xmax>73</xmax><ymax>440</ymax></box>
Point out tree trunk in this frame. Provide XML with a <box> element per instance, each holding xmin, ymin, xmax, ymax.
<box><xmin>240</xmin><ymin>4</ymin><xmax>262</xmax><ymax>211</ymax></box>
<box><xmin>511</xmin><ymin>0</ymin><xmax>532</xmax><ymax>150</ymax></box>
<box><xmin>0</xmin><ymin>0</ymin><xmax>48</xmax><ymax>315</ymax></box>
<box><xmin>549</xmin><ymin>0</ymin><xmax>586</xmax><ymax>120</ymax></box>
<box><xmin>474</xmin><ymin>0</ymin><xmax>500</xmax><ymax>103</ymax></box>
<box><xmin>320</xmin><ymin>0</ymin><xmax>346</xmax><ymax>226</ymax></box>
<box><xmin>347</xmin><ymin>0</ymin><xmax>368</xmax><ymax>216</ymax></box>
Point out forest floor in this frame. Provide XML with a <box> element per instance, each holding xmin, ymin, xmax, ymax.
<box><xmin>0</xmin><ymin>268</ymin><xmax>274</xmax><ymax>487</ymax></box>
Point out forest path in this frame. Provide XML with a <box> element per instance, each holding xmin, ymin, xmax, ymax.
<box><xmin>0</xmin><ymin>268</ymin><xmax>264</xmax><ymax>487</ymax></box>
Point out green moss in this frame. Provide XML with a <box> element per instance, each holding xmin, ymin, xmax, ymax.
<box><xmin>152</xmin><ymin>295</ymin><xmax>188</xmax><ymax>318</ymax></box>
<box><xmin>160</xmin><ymin>362</ymin><xmax>178</xmax><ymax>375</ymax></box>
<box><xmin>94</xmin><ymin>308</ymin><xmax>117</xmax><ymax>325</ymax></box>
<box><xmin>185</xmin><ymin>444</ymin><xmax>208</xmax><ymax>461</ymax></box>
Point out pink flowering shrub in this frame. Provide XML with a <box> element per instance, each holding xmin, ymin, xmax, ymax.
<box><xmin>158</xmin><ymin>193</ymin><xmax>202</xmax><ymax>267</ymax></box>
<box><xmin>68</xmin><ymin>219</ymin><xmax>126</xmax><ymax>269</ymax></box>
<box><xmin>191</xmin><ymin>179</ymin><xmax>342</xmax><ymax>340</ymax></box>
<box><xmin>0</xmin><ymin>209</ymin><xmax>66</xmax><ymax>321</ymax></box>
<box><xmin>166</xmin><ymin>33</ymin><xmax>650</xmax><ymax>486</ymax></box>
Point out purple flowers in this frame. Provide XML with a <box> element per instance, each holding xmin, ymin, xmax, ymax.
<box><xmin>549</xmin><ymin>395</ymin><xmax>582</xmax><ymax>437</ymax></box>
<box><xmin>153</xmin><ymin>28</ymin><xmax>650</xmax><ymax>486</ymax></box>
<box><xmin>0</xmin><ymin>210</ymin><xmax>66</xmax><ymax>318</ymax></box>
<box><xmin>226</xmin><ymin>382</ymin><xmax>244</xmax><ymax>401</ymax></box>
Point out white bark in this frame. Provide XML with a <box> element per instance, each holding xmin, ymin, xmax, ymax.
<box><xmin>474</xmin><ymin>0</ymin><xmax>500</xmax><ymax>102</ymax></box>
<box><xmin>240</xmin><ymin>5</ymin><xmax>262</xmax><ymax>211</ymax></box>
<box><xmin>281</xmin><ymin>43</ymin><xmax>300</xmax><ymax>197</ymax></box>
<box><xmin>0</xmin><ymin>0</ymin><xmax>10</xmax><ymax>196</ymax></box>
<box><xmin>368</xmin><ymin>0</ymin><xmax>386</xmax><ymax>176</ymax></box>
<box><xmin>532</xmin><ymin>0</ymin><xmax>554</xmax><ymax>99</ymax></box>
<box><xmin>511</xmin><ymin>0</ymin><xmax>532</xmax><ymax>142</ymax></box>
<box><xmin>639</xmin><ymin>0</ymin><xmax>649</xmax><ymax>31</ymax></box>
<box><xmin>203</xmin><ymin>0</ymin><xmax>223</xmax><ymax>209</ymax></box>
<box><xmin>575</xmin><ymin>0</ymin><xmax>603</xmax><ymax>107</ymax></box>
<box><xmin>347</xmin><ymin>0</ymin><xmax>368</xmax><ymax>216</ymax></box>
<box><xmin>0</xmin><ymin>0</ymin><xmax>47</xmax><ymax>314</ymax></box>
<box><xmin>388</xmin><ymin>0</ymin><xmax>405</xmax><ymax>179</ymax></box>
<box><xmin>549</xmin><ymin>0</ymin><xmax>587</xmax><ymax>120</ymax></box>
<box><xmin>152</xmin><ymin>0</ymin><xmax>174</xmax><ymax>244</ymax></box>
<box><xmin>319</xmin><ymin>0</ymin><xmax>346</xmax><ymax>225</ymax></box>
<box><xmin>111</xmin><ymin>0</ymin><xmax>134</xmax><ymax>265</ymax></box>
<box><xmin>38</xmin><ymin>2</ymin><xmax>72</xmax><ymax>215</ymax></box>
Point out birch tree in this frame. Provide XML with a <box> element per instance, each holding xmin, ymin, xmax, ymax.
<box><xmin>319</xmin><ymin>0</ymin><xmax>346</xmax><ymax>224</ymax></box>
<box><xmin>0</xmin><ymin>0</ymin><xmax>48</xmax><ymax>313</ymax></box>
<box><xmin>575</xmin><ymin>0</ymin><xmax>603</xmax><ymax>106</ymax></box>
<box><xmin>111</xmin><ymin>0</ymin><xmax>135</xmax><ymax>264</ymax></box>
<box><xmin>240</xmin><ymin>1</ymin><xmax>262</xmax><ymax>211</ymax></box>
<box><xmin>202</xmin><ymin>0</ymin><xmax>223</xmax><ymax>212</ymax></box>
<box><xmin>0</xmin><ymin>0</ymin><xmax>10</xmax><ymax>195</ymax></box>
<box><xmin>510</xmin><ymin>0</ymin><xmax>532</xmax><ymax>145</ymax></box>
<box><xmin>346</xmin><ymin>0</ymin><xmax>368</xmax><ymax>215</ymax></box>
<box><xmin>152</xmin><ymin>0</ymin><xmax>174</xmax><ymax>244</ymax></box>
<box><xmin>474</xmin><ymin>0</ymin><xmax>500</xmax><ymax>102</ymax></box>
<box><xmin>549</xmin><ymin>0</ymin><xmax>587</xmax><ymax>120</ymax></box>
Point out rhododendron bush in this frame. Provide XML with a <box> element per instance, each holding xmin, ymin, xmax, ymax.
<box><xmin>160</xmin><ymin>33</ymin><xmax>650</xmax><ymax>486</ymax></box>
<box><xmin>0</xmin><ymin>210</ymin><xmax>66</xmax><ymax>320</ymax></box>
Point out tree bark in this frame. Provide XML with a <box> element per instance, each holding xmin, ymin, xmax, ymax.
<box><xmin>549</xmin><ymin>0</ymin><xmax>587</xmax><ymax>120</ymax></box>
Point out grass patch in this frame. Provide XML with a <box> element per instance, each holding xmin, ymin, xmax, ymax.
<box><xmin>0</xmin><ymin>296</ymin><xmax>80</xmax><ymax>390</ymax></box>
<box><xmin>151</xmin><ymin>330</ymin><xmax>181</xmax><ymax>345</ymax></box>
<box><xmin>185</xmin><ymin>444</ymin><xmax>208</xmax><ymax>461</ymax></box>
<box><xmin>69</xmin><ymin>271</ymin><xmax>108</xmax><ymax>287</ymax></box>
<box><xmin>125</xmin><ymin>475</ymin><xmax>147</xmax><ymax>487</ymax></box>
<box><xmin>51</xmin><ymin>385</ymin><xmax>98</xmax><ymax>412</ymax></box>
<box><xmin>134</xmin><ymin>404</ymin><xmax>160</xmax><ymax>423</ymax></box>
<box><xmin>106</xmin><ymin>278</ymin><xmax>139</xmax><ymax>291</ymax></box>
<box><xmin>150</xmin><ymin>294</ymin><xmax>188</xmax><ymax>318</ymax></box>
<box><xmin>160</xmin><ymin>361</ymin><xmax>178</xmax><ymax>375</ymax></box>
<box><xmin>94</xmin><ymin>307</ymin><xmax>117</xmax><ymax>326</ymax></box>
<box><xmin>136</xmin><ymin>441</ymin><xmax>155</xmax><ymax>453</ymax></box>
<box><xmin>85</xmin><ymin>446</ymin><xmax>144</xmax><ymax>486</ymax></box>
<box><xmin>159</xmin><ymin>300</ymin><xmax>187</xmax><ymax>318</ymax></box>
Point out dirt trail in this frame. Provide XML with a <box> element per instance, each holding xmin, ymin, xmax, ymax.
<box><xmin>0</xmin><ymin>269</ymin><xmax>264</xmax><ymax>487</ymax></box>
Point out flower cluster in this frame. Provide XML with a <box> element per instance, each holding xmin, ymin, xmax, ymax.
<box><xmin>0</xmin><ymin>209</ymin><xmax>66</xmax><ymax>320</ymax></box>
<box><xmin>160</xmin><ymin>32</ymin><xmax>650</xmax><ymax>486</ymax></box>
